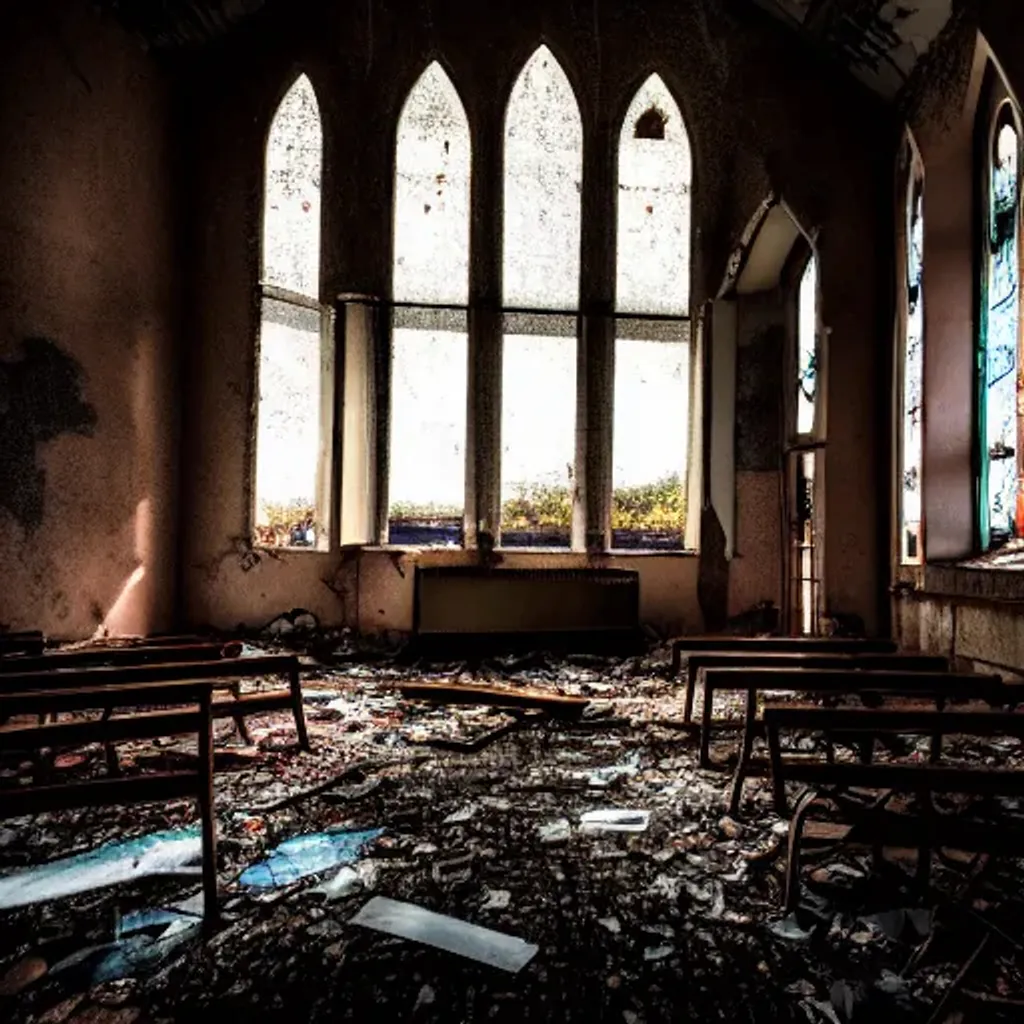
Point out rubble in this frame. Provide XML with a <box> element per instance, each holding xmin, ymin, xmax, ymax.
<box><xmin>0</xmin><ymin>640</ymin><xmax>1021</xmax><ymax>1022</ymax></box>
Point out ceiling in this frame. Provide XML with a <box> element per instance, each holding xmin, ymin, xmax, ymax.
<box><xmin>100</xmin><ymin>0</ymin><xmax>958</xmax><ymax>100</ymax></box>
<box><xmin>752</xmin><ymin>0</ymin><xmax>957</xmax><ymax>100</ymax></box>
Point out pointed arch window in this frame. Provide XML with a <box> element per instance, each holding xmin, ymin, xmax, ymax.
<box><xmin>900</xmin><ymin>155</ymin><xmax>925</xmax><ymax>563</ymax></box>
<box><xmin>979</xmin><ymin>103</ymin><xmax>1023</xmax><ymax>550</ymax></box>
<box><xmin>500</xmin><ymin>45</ymin><xmax>582</xmax><ymax>548</ymax></box>
<box><xmin>612</xmin><ymin>74</ymin><xmax>691</xmax><ymax>550</ymax></box>
<box><xmin>796</xmin><ymin>253</ymin><xmax>818</xmax><ymax>437</ymax></box>
<box><xmin>253</xmin><ymin>75</ymin><xmax>333</xmax><ymax>550</ymax></box>
<box><xmin>387</xmin><ymin>62</ymin><xmax>471</xmax><ymax>546</ymax></box>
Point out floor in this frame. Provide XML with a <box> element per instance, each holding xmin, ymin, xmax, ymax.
<box><xmin>1</xmin><ymin>636</ymin><xmax>1022</xmax><ymax>1023</ymax></box>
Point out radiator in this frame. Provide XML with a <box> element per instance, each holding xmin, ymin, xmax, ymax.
<box><xmin>413</xmin><ymin>567</ymin><xmax>640</xmax><ymax>639</ymax></box>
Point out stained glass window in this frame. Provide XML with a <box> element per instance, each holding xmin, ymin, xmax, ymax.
<box><xmin>982</xmin><ymin>114</ymin><xmax>1022</xmax><ymax>548</ymax></box>
<box><xmin>254</xmin><ymin>75</ymin><xmax>331</xmax><ymax>550</ymax></box>
<box><xmin>797</xmin><ymin>255</ymin><xmax>818</xmax><ymax>436</ymax></box>
<box><xmin>901</xmin><ymin>173</ymin><xmax>924</xmax><ymax>562</ymax></box>
<box><xmin>612</xmin><ymin>74</ymin><xmax>691</xmax><ymax>550</ymax></box>
<box><xmin>500</xmin><ymin>46</ymin><xmax>582</xmax><ymax>547</ymax></box>
<box><xmin>388</xmin><ymin>63</ymin><xmax>470</xmax><ymax>547</ymax></box>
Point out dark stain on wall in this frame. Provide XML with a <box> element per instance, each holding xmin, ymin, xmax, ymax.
<box><xmin>0</xmin><ymin>338</ymin><xmax>98</xmax><ymax>531</ymax></box>
<box><xmin>735</xmin><ymin>324</ymin><xmax>784</xmax><ymax>472</ymax></box>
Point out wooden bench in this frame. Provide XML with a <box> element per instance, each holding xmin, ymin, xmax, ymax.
<box><xmin>0</xmin><ymin>631</ymin><xmax>45</xmax><ymax>658</ymax></box>
<box><xmin>681</xmin><ymin>651</ymin><xmax>950</xmax><ymax>728</ymax></box>
<box><xmin>763</xmin><ymin>705</ymin><xmax>1024</xmax><ymax>910</ymax></box>
<box><xmin>0</xmin><ymin>641</ymin><xmax>244</xmax><ymax>674</ymax></box>
<box><xmin>0</xmin><ymin>681</ymin><xmax>220</xmax><ymax>928</ymax></box>
<box><xmin>670</xmin><ymin>635</ymin><xmax>898</xmax><ymax>676</ymax></box>
<box><xmin>0</xmin><ymin>654</ymin><xmax>310</xmax><ymax>752</ymax></box>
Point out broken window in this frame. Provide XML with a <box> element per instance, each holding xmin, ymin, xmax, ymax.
<box><xmin>900</xmin><ymin>165</ymin><xmax>924</xmax><ymax>563</ymax></box>
<box><xmin>253</xmin><ymin>75</ymin><xmax>332</xmax><ymax>550</ymax></box>
<box><xmin>796</xmin><ymin>254</ymin><xmax>818</xmax><ymax>436</ymax></box>
<box><xmin>980</xmin><ymin>108</ymin><xmax>1022</xmax><ymax>550</ymax></box>
<box><xmin>612</xmin><ymin>75</ymin><xmax>691</xmax><ymax>549</ymax></box>
<box><xmin>500</xmin><ymin>46</ymin><xmax>581</xmax><ymax>547</ymax></box>
<box><xmin>388</xmin><ymin>63</ymin><xmax>470</xmax><ymax>547</ymax></box>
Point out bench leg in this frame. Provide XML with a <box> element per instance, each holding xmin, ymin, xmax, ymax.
<box><xmin>229</xmin><ymin>683</ymin><xmax>253</xmax><ymax>745</ymax></box>
<box><xmin>101</xmin><ymin>707</ymin><xmax>121</xmax><ymax>775</ymax></box>
<box><xmin>683</xmin><ymin>663</ymin><xmax>696</xmax><ymax>725</ymax></box>
<box><xmin>784</xmin><ymin>789</ymin><xmax>820</xmax><ymax>912</ymax></box>
<box><xmin>727</xmin><ymin>691</ymin><xmax>758</xmax><ymax>815</ymax></box>
<box><xmin>198</xmin><ymin>691</ymin><xmax>219</xmax><ymax>934</ymax></box>
<box><xmin>699</xmin><ymin>682</ymin><xmax>715</xmax><ymax>769</ymax></box>
<box><xmin>289</xmin><ymin>668</ymin><xmax>311</xmax><ymax>752</ymax></box>
<box><xmin>767</xmin><ymin>722</ymin><xmax>787</xmax><ymax>815</ymax></box>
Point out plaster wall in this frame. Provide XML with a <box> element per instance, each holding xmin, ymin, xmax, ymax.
<box><xmin>0</xmin><ymin>1</ymin><xmax>179</xmax><ymax>639</ymax></box>
<box><xmin>178</xmin><ymin>0</ymin><xmax>894</xmax><ymax>638</ymax></box>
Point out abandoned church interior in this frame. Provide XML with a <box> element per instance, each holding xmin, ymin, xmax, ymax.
<box><xmin>5</xmin><ymin>0</ymin><xmax>1024</xmax><ymax>1020</ymax></box>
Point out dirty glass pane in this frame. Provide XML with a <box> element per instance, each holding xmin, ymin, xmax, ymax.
<box><xmin>901</xmin><ymin>176</ymin><xmax>924</xmax><ymax>563</ymax></box>
<box><xmin>263</xmin><ymin>75</ymin><xmax>322</xmax><ymax>299</ymax></box>
<box><xmin>797</xmin><ymin>255</ymin><xmax>817</xmax><ymax>435</ymax></box>
<box><xmin>389</xmin><ymin>64</ymin><xmax>471</xmax><ymax>545</ymax></box>
<box><xmin>500</xmin><ymin>317</ymin><xmax>577</xmax><ymax>548</ymax></box>
<box><xmin>984</xmin><ymin>119</ymin><xmax>1021</xmax><ymax>546</ymax></box>
<box><xmin>393</xmin><ymin>63</ymin><xmax>470</xmax><ymax>306</ymax></box>
<box><xmin>503</xmin><ymin>46</ymin><xmax>582</xmax><ymax>310</ymax></box>
<box><xmin>616</xmin><ymin>75</ymin><xmax>691</xmax><ymax>316</ymax></box>
<box><xmin>254</xmin><ymin>298</ymin><xmax>327</xmax><ymax>548</ymax></box>
<box><xmin>388</xmin><ymin>314</ymin><xmax>467</xmax><ymax>547</ymax></box>
<box><xmin>612</xmin><ymin>331</ymin><xmax>689</xmax><ymax>550</ymax></box>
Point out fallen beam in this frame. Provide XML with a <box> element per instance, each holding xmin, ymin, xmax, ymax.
<box><xmin>396</xmin><ymin>681</ymin><xmax>590</xmax><ymax>717</ymax></box>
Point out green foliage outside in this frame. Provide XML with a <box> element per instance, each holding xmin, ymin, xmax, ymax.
<box><xmin>388</xmin><ymin>473</ymin><xmax>686</xmax><ymax>532</ymax></box>
<box><xmin>256</xmin><ymin>500</ymin><xmax>316</xmax><ymax>547</ymax></box>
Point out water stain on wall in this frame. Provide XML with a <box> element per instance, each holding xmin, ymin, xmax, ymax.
<box><xmin>735</xmin><ymin>325</ymin><xmax>784</xmax><ymax>473</ymax></box>
<box><xmin>0</xmin><ymin>337</ymin><xmax>98</xmax><ymax>531</ymax></box>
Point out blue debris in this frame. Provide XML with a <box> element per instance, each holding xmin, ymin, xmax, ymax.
<box><xmin>239</xmin><ymin>828</ymin><xmax>384</xmax><ymax>890</ymax></box>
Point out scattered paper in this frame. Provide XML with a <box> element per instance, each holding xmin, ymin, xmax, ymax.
<box><xmin>239</xmin><ymin>828</ymin><xmax>384</xmax><ymax>890</ymax></box>
<box><xmin>350</xmin><ymin>896</ymin><xmax>538</xmax><ymax>973</ymax></box>
<box><xmin>580</xmin><ymin>810</ymin><xmax>651</xmax><ymax>834</ymax></box>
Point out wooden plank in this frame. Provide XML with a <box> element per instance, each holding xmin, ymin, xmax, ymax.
<box><xmin>0</xmin><ymin>680</ymin><xmax>219</xmax><ymax>716</ymax></box>
<box><xmin>0</xmin><ymin>708</ymin><xmax>205</xmax><ymax>752</ymax></box>
<box><xmin>0</xmin><ymin>642</ymin><xmax>243</xmax><ymax>674</ymax></box>
<box><xmin>672</xmin><ymin>635</ymin><xmax>897</xmax><ymax>673</ymax></box>
<box><xmin>682</xmin><ymin>652</ymin><xmax>949</xmax><ymax>724</ymax></box>
<box><xmin>0</xmin><ymin>654</ymin><xmax>298</xmax><ymax>692</ymax></box>
<box><xmin>197</xmin><ymin>689</ymin><xmax>219</xmax><ymax>929</ymax></box>
<box><xmin>764</xmin><ymin>706</ymin><xmax>1024</xmax><ymax>735</ymax></box>
<box><xmin>778</xmin><ymin>761</ymin><xmax>1024</xmax><ymax>796</ymax></box>
<box><xmin>396</xmin><ymin>681</ymin><xmax>589</xmax><ymax>716</ymax></box>
<box><xmin>0</xmin><ymin>772</ymin><xmax>200</xmax><ymax>818</ymax></box>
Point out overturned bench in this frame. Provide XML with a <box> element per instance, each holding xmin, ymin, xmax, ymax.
<box><xmin>763</xmin><ymin>704</ymin><xmax>1024</xmax><ymax>910</ymax></box>
<box><xmin>0</xmin><ymin>654</ymin><xmax>310</xmax><ymax>751</ymax></box>
<box><xmin>0</xmin><ymin>681</ymin><xmax>220</xmax><ymax>927</ymax></box>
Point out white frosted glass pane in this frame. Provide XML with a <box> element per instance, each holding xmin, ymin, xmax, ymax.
<box><xmin>616</xmin><ymin>75</ymin><xmax>691</xmax><ymax>315</ymax></box>
<box><xmin>503</xmin><ymin>47</ymin><xmax>582</xmax><ymax>310</ymax></box>
<box><xmin>500</xmin><ymin>334</ymin><xmax>576</xmax><ymax>545</ymax></box>
<box><xmin>254</xmin><ymin>299</ymin><xmax>324</xmax><ymax>547</ymax></box>
<box><xmin>388</xmin><ymin>328</ymin><xmax>467</xmax><ymax>525</ymax></box>
<box><xmin>263</xmin><ymin>76</ymin><xmax>322</xmax><ymax>298</ymax></box>
<box><xmin>797</xmin><ymin>255</ymin><xmax>817</xmax><ymax>435</ymax></box>
<box><xmin>393</xmin><ymin>64</ymin><xmax>471</xmax><ymax>305</ymax></box>
<box><xmin>612</xmin><ymin>339</ymin><xmax>688</xmax><ymax>545</ymax></box>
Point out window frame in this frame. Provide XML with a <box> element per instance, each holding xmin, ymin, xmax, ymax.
<box><xmin>976</xmin><ymin>84</ymin><xmax>1024</xmax><ymax>553</ymax></box>
<box><xmin>251</xmin><ymin>72</ymin><xmax>335</xmax><ymax>555</ymax></box>
<box><xmin>897</xmin><ymin>139</ymin><xmax>926</xmax><ymax>566</ymax></box>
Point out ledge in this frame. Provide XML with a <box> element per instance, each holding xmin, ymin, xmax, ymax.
<box><xmin>916</xmin><ymin>561</ymin><xmax>1024</xmax><ymax>605</ymax></box>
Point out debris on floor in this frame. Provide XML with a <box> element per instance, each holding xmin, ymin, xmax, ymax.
<box><xmin>0</xmin><ymin>637</ymin><xmax>1022</xmax><ymax>1023</ymax></box>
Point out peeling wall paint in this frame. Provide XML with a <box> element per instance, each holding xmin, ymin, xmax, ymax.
<box><xmin>0</xmin><ymin>338</ymin><xmax>98</xmax><ymax>531</ymax></box>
